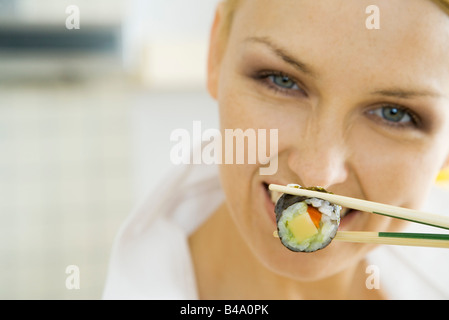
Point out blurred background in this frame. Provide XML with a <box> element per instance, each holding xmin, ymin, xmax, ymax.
<box><xmin>1</xmin><ymin>0</ymin><xmax>449</xmax><ymax>300</ymax></box>
<box><xmin>0</xmin><ymin>0</ymin><xmax>220</xmax><ymax>299</ymax></box>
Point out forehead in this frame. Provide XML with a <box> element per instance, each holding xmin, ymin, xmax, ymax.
<box><xmin>230</xmin><ymin>0</ymin><xmax>449</xmax><ymax>92</ymax></box>
<box><xmin>231</xmin><ymin>0</ymin><xmax>449</xmax><ymax>41</ymax></box>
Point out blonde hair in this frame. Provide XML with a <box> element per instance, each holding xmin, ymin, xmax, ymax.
<box><xmin>434</xmin><ymin>0</ymin><xmax>449</xmax><ymax>12</ymax></box>
<box><xmin>216</xmin><ymin>0</ymin><xmax>241</xmax><ymax>56</ymax></box>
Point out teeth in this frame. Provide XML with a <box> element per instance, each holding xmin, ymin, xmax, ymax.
<box><xmin>266</xmin><ymin>183</ymin><xmax>353</xmax><ymax>217</ymax></box>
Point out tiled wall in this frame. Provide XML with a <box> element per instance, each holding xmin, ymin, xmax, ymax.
<box><xmin>0</xmin><ymin>76</ymin><xmax>219</xmax><ymax>299</ymax></box>
<box><xmin>0</xmin><ymin>78</ymin><xmax>133</xmax><ymax>299</ymax></box>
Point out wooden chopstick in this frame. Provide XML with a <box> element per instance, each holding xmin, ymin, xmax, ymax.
<box><xmin>273</xmin><ymin>230</ymin><xmax>449</xmax><ymax>248</ymax></box>
<box><xmin>269</xmin><ymin>184</ymin><xmax>449</xmax><ymax>231</ymax></box>
<box><xmin>334</xmin><ymin>231</ymin><xmax>449</xmax><ymax>248</ymax></box>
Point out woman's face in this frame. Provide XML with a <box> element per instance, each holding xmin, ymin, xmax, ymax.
<box><xmin>209</xmin><ymin>0</ymin><xmax>449</xmax><ymax>280</ymax></box>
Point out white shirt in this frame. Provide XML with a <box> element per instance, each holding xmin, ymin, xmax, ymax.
<box><xmin>102</xmin><ymin>162</ymin><xmax>449</xmax><ymax>300</ymax></box>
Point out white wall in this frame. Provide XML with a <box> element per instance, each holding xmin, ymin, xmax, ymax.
<box><xmin>122</xmin><ymin>0</ymin><xmax>221</xmax><ymax>89</ymax></box>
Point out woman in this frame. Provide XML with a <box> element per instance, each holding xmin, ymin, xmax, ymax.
<box><xmin>104</xmin><ymin>0</ymin><xmax>449</xmax><ymax>299</ymax></box>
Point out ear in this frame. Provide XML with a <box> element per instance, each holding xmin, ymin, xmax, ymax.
<box><xmin>207</xmin><ymin>3</ymin><xmax>226</xmax><ymax>100</ymax></box>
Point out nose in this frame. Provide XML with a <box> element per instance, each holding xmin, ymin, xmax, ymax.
<box><xmin>287</xmin><ymin>121</ymin><xmax>349</xmax><ymax>189</ymax></box>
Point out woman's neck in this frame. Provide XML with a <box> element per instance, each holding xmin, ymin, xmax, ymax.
<box><xmin>188</xmin><ymin>202</ymin><xmax>385</xmax><ymax>300</ymax></box>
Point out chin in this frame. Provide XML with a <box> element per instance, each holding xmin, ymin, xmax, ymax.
<box><xmin>253</xmin><ymin>234</ymin><xmax>372</xmax><ymax>282</ymax></box>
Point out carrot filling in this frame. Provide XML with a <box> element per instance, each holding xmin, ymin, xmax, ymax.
<box><xmin>307</xmin><ymin>206</ymin><xmax>322</xmax><ymax>229</ymax></box>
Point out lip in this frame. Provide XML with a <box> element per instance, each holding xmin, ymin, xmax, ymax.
<box><xmin>262</xmin><ymin>182</ymin><xmax>278</xmax><ymax>225</ymax></box>
<box><xmin>338</xmin><ymin>209</ymin><xmax>360</xmax><ymax>230</ymax></box>
<box><xmin>262</xmin><ymin>181</ymin><xmax>361</xmax><ymax>229</ymax></box>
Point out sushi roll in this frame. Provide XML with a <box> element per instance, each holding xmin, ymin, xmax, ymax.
<box><xmin>274</xmin><ymin>185</ymin><xmax>341</xmax><ymax>252</ymax></box>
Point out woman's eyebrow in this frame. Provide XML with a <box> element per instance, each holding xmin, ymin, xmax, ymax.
<box><xmin>244</xmin><ymin>37</ymin><xmax>446</xmax><ymax>100</ymax></box>
<box><xmin>245</xmin><ymin>36</ymin><xmax>318</xmax><ymax>78</ymax></box>
<box><xmin>370</xmin><ymin>88</ymin><xmax>443</xmax><ymax>99</ymax></box>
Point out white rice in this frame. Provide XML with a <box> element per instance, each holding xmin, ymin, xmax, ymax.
<box><xmin>277</xmin><ymin>197</ymin><xmax>341</xmax><ymax>252</ymax></box>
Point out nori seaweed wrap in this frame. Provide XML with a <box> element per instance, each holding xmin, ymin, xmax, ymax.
<box><xmin>275</xmin><ymin>185</ymin><xmax>341</xmax><ymax>252</ymax></box>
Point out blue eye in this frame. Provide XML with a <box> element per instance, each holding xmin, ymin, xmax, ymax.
<box><xmin>268</xmin><ymin>74</ymin><xmax>299</xmax><ymax>90</ymax></box>
<box><xmin>368</xmin><ymin>105</ymin><xmax>415</xmax><ymax>125</ymax></box>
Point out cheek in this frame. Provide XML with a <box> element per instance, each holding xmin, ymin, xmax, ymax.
<box><xmin>218</xmin><ymin>162</ymin><xmax>253</xmax><ymax>217</ymax></box>
<box><xmin>216</xmin><ymin>90</ymin><xmax>264</xmax><ymax>187</ymax></box>
<box><xmin>349</xmin><ymin>124</ymin><xmax>440</xmax><ymax>210</ymax></box>
<box><xmin>216</xmin><ymin>94</ymin><xmax>261</xmax><ymax>224</ymax></box>
<box><xmin>218</xmin><ymin>86</ymin><xmax>281</xmax><ymax>130</ymax></box>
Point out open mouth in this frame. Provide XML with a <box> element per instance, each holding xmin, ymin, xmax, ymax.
<box><xmin>262</xmin><ymin>182</ymin><xmax>355</xmax><ymax>219</ymax></box>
